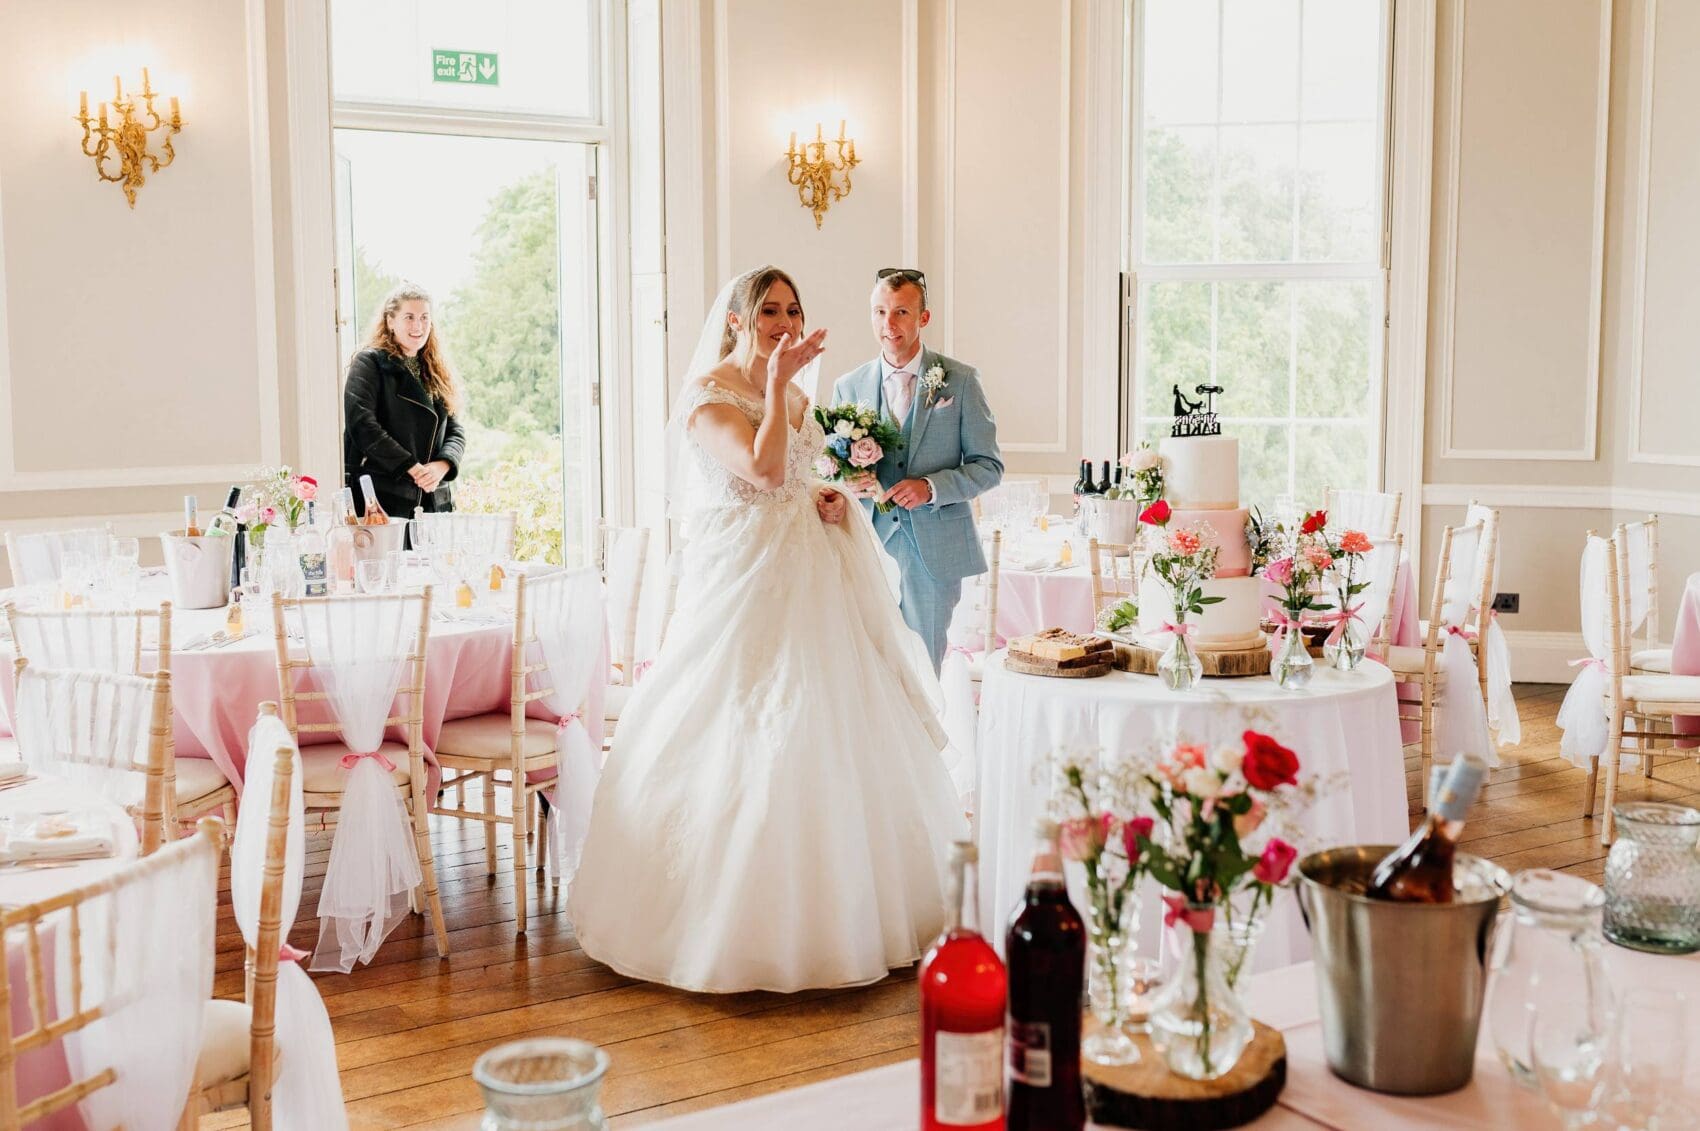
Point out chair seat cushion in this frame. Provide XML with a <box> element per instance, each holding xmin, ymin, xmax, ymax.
<box><xmin>1381</xmin><ymin>644</ymin><xmax>1430</xmax><ymax>675</ymax></box>
<box><xmin>436</xmin><ymin>713</ymin><xmax>558</xmax><ymax>760</ymax></box>
<box><xmin>196</xmin><ymin>999</ymin><xmax>253</xmax><ymax>1085</ymax></box>
<box><xmin>174</xmin><ymin>758</ymin><xmax>232</xmax><ymax>806</ymax></box>
<box><xmin>300</xmin><ymin>743</ymin><xmax>411</xmax><ymax>793</ymax></box>
<box><xmin>604</xmin><ymin>683</ymin><xmax>633</xmax><ymax>724</ymax></box>
<box><xmin>1632</xmin><ymin>648</ymin><xmax>1673</xmax><ymax>674</ymax></box>
<box><xmin>1621</xmin><ymin>673</ymin><xmax>1700</xmax><ymax>705</ymax></box>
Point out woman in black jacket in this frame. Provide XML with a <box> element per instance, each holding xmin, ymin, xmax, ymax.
<box><xmin>343</xmin><ymin>283</ymin><xmax>467</xmax><ymax>521</ymax></box>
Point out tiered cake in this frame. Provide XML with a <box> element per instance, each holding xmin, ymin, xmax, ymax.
<box><xmin>1136</xmin><ymin>434</ymin><xmax>1265</xmax><ymax>650</ymax></box>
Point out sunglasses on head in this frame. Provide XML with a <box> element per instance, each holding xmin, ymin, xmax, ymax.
<box><xmin>876</xmin><ymin>267</ymin><xmax>927</xmax><ymax>289</ymax></box>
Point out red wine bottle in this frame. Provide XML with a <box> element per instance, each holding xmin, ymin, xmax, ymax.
<box><xmin>921</xmin><ymin>841</ymin><xmax>1007</xmax><ymax>1131</ymax></box>
<box><xmin>1006</xmin><ymin>818</ymin><xmax>1085</xmax><ymax>1131</ymax></box>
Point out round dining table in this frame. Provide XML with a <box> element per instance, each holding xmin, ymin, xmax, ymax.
<box><xmin>974</xmin><ymin>654</ymin><xmax>1409</xmax><ymax>973</ymax></box>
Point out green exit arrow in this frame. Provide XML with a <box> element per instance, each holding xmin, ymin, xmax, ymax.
<box><xmin>432</xmin><ymin>49</ymin><xmax>499</xmax><ymax>86</ymax></box>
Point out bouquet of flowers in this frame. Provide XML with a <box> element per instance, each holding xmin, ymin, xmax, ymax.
<box><xmin>1126</xmin><ymin>731</ymin><xmax>1304</xmax><ymax>1079</ymax></box>
<box><xmin>811</xmin><ymin>402</ymin><xmax>904</xmax><ymax>513</ymax></box>
<box><xmin>1112</xmin><ymin>442</ymin><xmax>1167</xmax><ymax>503</ymax></box>
<box><xmin>236</xmin><ymin>466</ymin><xmax>318</xmax><ymax>545</ymax></box>
<box><xmin>1244</xmin><ymin>506</ymin><xmax>1289</xmax><ymax>576</ymax></box>
<box><xmin>1318</xmin><ymin>528</ymin><xmax>1374</xmax><ymax>668</ymax></box>
<box><xmin>1145</xmin><ymin>521</ymin><xmax>1223</xmax><ymax>691</ymax></box>
<box><xmin>1262</xmin><ymin>510</ymin><xmax>1336</xmax><ymax>640</ymax></box>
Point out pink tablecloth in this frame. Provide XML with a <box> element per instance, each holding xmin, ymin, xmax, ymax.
<box><xmin>1671</xmin><ymin>571</ymin><xmax>1700</xmax><ymax>738</ymax></box>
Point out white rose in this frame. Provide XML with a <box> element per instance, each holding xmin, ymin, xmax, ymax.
<box><xmin>1133</xmin><ymin>448</ymin><xmax>1161</xmax><ymax>472</ymax></box>
<box><xmin>834</xmin><ymin>420</ymin><xmax>854</xmax><ymax>437</ymax></box>
<box><xmin>1211</xmin><ymin>745</ymin><xmax>1244</xmax><ymax>777</ymax></box>
<box><xmin>850</xmin><ymin>427</ymin><xmax>867</xmax><ymax>440</ymax></box>
<box><xmin>1183</xmin><ymin>766</ymin><xmax>1221</xmax><ymax>799</ymax></box>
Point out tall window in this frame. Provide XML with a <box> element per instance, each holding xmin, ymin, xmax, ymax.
<box><xmin>1130</xmin><ymin>0</ymin><xmax>1390</xmax><ymax>506</ymax></box>
<box><xmin>331</xmin><ymin>0</ymin><xmax>604</xmax><ymax>565</ymax></box>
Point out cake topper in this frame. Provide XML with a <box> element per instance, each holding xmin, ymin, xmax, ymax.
<box><xmin>1171</xmin><ymin>383</ymin><xmax>1223</xmax><ymax>437</ymax></box>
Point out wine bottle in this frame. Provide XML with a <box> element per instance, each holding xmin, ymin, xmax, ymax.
<box><xmin>921</xmin><ymin>841</ymin><xmax>1007</xmax><ymax>1131</ymax></box>
<box><xmin>182</xmin><ymin>495</ymin><xmax>202</xmax><ymax>538</ymax></box>
<box><xmin>359</xmin><ymin>474</ymin><xmax>390</xmax><ymax>525</ymax></box>
<box><xmin>1006</xmin><ymin>818</ymin><xmax>1085</xmax><ymax>1131</ymax></box>
<box><xmin>1098</xmin><ymin>460</ymin><xmax>1113</xmax><ymax>496</ymax></box>
<box><xmin>328</xmin><ymin>489</ymin><xmax>357</xmax><ymax>594</ymax></box>
<box><xmin>1072</xmin><ymin>460</ymin><xmax>1091</xmax><ymax>499</ymax></box>
<box><xmin>296</xmin><ymin>501</ymin><xmax>329</xmax><ymax>598</ymax></box>
<box><xmin>206</xmin><ymin>487</ymin><xmax>241</xmax><ymax>537</ymax></box>
<box><xmin>1368</xmin><ymin>755</ymin><xmax>1487</xmax><ymax>903</ymax></box>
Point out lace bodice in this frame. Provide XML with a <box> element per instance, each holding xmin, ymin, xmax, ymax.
<box><xmin>678</xmin><ymin>381</ymin><xmax>825</xmax><ymax>512</ymax></box>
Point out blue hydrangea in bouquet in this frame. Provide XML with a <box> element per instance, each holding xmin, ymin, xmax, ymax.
<box><xmin>811</xmin><ymin>402</ymin><xmax>905</xmax><ymax>513</ymax></box>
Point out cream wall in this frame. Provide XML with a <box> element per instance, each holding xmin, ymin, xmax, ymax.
<box><xmin>666</xmin><ymin>0</ymin><xmax>1095</xmax><ymax>477</ymax></box>
<box><xmin>1422</xmin><ymin>0</ymin><xmax>1700</xmax><ymax>676</ymax></box>
<box><xmin>0</xmin><ymin>0</ymin><xmax>298</xmax><ymax>574</ymax></box>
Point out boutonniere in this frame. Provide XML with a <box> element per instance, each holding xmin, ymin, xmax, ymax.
<box><xmin>921</xmin><ymin>363</ymin><xmax>947</xmax><ymax>407</ymax></box>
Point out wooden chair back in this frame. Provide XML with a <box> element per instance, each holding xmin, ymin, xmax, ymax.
<box><xmin>981</xmin><ymin>530</ymin><xmax>1002</xmax><ymax>655</ymax></box>
<box><xmin>0</xmin><ymin>819</ymin><xmax>222</xmax><ymax>1128</ymax></box>
<box><xmin>4</xmin><ymin>527</ymin><xmax>113</xmax><ymax>588</ymax></box>
<box><xmin>242</xmin><ymin>717</ymin><xmax>291</xmax><ymax>1131</ymax></box>
<box><xmin>1088</xmin><ymin>539</ymin><xmax>1139</xmax><ymax>618</ymax></box>
<box><xmin>11</xmin><ymin>660</ymin><xmax>173</xmax><ymax>854</ymax></box>
<box><xmin>1463</xmin><ymin>501</ymin><xmax>1501</xmax><ymax>635</ymax></box>
<box><xmin>1366</xmin><ymin>532</ymin><xmax>1404</xmax><ymax>653</ymax></box>
<box><xmin>4</xmin><ymin>601</ymin><xmax>172</xmax><ymax>677</ymax></box>
<box><xmin>412</xmin><ymin>509</ymin><xmax>517</xmax><ymax>559</ymax></box>
<box><xmin>1321</xmin><ymin>487</ymin><xmax>1403</xmax><ymax>539</ymax></box>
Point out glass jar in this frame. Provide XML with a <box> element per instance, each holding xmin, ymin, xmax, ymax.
<box><xmin>1604</xmin><ymin>802</ymin><xmax>1700</xmax><ymax>955</ymax></box>
<box><xmin>1485</xmin><ymin>869</ymin><xmax>1613</xmax><ymax>1089</ymax></box>
<box><xmin>474</xmin><ymin>1038</ymin><xmax>609</xmax><ymax>1131</ymax></box>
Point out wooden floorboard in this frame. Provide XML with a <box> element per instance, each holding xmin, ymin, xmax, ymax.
<box><xmin>196</xmin><ymin>682</ymin><xmax>1689</xmax><ymax>1127</ymax></box>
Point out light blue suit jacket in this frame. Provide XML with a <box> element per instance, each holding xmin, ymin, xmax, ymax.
<box><xmin>831</xmin><ymin>348</ymin><xmax>1004</xmax><ymax>582</ymax></box>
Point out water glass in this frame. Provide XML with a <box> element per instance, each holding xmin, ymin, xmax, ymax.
<box><xmin>1602</xmin><ymin>990</ymin><xmax>1690</xmax><ymax>1130</ymax></box>
<box><xmin>357</xmin><ymin>558</ymin><xmax>390</xmax><ymax>595</ymax></box>
<box><xmin>1531</xmin><ymin>993</ymin><xmax>1615</xmax><ymax>1127</ymax></box>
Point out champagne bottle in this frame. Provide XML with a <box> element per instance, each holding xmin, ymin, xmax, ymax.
<box><xmin>359</xmin><ymin>474</ymin><xmax>390</xmax><ymax>525</ymax></box>
<box><xmin>182</xmin><ymin>495</ymin><xmax>202</xmax><ymax>538</ymax></box>
<box><xmin>1006</xmin><ymin>818</ymin><xmax>1085</xmax><ymax>1131</ymax></box>
<box><xmin>1368</xmin><ymin>755</ymin><xmax>1487</xmax><ymax>903</ymax></box>
<box><xmin>921</xmin><ymin>842</ymin><xmax>1006</xmax><ymax>1131</ymax></box>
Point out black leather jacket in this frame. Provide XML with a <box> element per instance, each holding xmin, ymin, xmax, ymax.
<box><xmin>342</xmin><ymin>347</ymin><xmax>467</xmax><ymax>518</ymax></box>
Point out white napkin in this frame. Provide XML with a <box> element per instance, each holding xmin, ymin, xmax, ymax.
<box><xmin>0</xmin><ymin>809</ymin><xmax>118</xmax><ymax>862</ymax></box>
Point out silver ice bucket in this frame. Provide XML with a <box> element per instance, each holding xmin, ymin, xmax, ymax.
<box><xmin>1296</xmin><ymin>846</ymin><xmax>1511</xmax><ymax>1095</ymax></box>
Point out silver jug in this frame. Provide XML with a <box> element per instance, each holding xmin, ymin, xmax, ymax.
<box><xmin>1296</xmin><ymin>845</ymin><xmax>1511</xmax><ymax>1095</ymax></box>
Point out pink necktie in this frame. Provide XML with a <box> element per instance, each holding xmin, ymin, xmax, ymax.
<box><xmin>888</xmin><ymin>371</ymin><xmax>915</xmax><ymax>421</ymax></box>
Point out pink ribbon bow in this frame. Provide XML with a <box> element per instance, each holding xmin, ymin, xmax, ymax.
<box><xmin>556</xmin><ymin>710</ymin><xmax>584</xmax><ymax>733</ymax></box>
<box><xmin>1268</xmin><ymin>609</ymin><xmax>1305</xmax><ymax>648</ymax></box>
<box><xmin>1569</xmin><ymin>657</ymin><xmax>1607</xmax><ymax>673</ymax></box>
<box><xmin>1162</xmin><ymin>894</ymin><xmax>1215</xmax><ymax>933</ymax></box>
<box><xmin>1319</xmin><ymin>603</ymin><xmax>1365</xmax><ymax>645</ymax></box>
<box><xmin>1156</xmin><ymin>622</ymin><xmax>1195</xmax><ymax>638</ymax></box>
<box><xmin>633</xmin><ymin>659</ymin><xmax>654</xmax><ymax>682</ymax></box>
<box><xmin>279</xmin><ymin>942</ymin><xmax>311</xmax><ymax>964</ymax></box>
<box><xmin>339</xmin><ymin>749</ymin><xmax>396</xmax><ymax>772</ymax></box>
<box><xmin>1445</xmin><ymin>624</ymin><xmax>1471</xmax><ymax>641</ymax></box>
<box><xmin>946</xmin><ymin>643</ymin><xmax>979</xmax><ymax>660</ymax></box>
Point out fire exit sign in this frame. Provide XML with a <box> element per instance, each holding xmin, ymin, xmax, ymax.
<box><xmin>432</xmin><ymin>50</ymin><xmax>499</xmax><ymax>85</ymax></box>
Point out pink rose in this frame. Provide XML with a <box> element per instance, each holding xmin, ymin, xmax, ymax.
<box><xmin>1059</xmin><ymin>813</ymin><xmax>1112</xmax><ymax>862</ymax></box>
<box><xmin>293</xmin><ymin>475</ymin><xmax>318</xmax><ymax>502</ymax></box>
<box><xmin>259</xmin><ymin>506</ymin><xmax>278</xmax><ymax>527</ymax></box>
<box><xmin>1253</xmin><ymin>837</ymin><xmax>1298</xmax><ymax>885</ymax></box>
<box><xmin>1121</xmin><ymin>816</ymin><xmax>1155</xmax><ymax>864</ymax></box>
<box><xmin>1339</xmin><ymin>530</ymin><xmax>1372</xmax><ymax>555</ymax></box>
<box><xmin>848</xmin><ymin>437</ymin><xmax>884</xmax><ymax>469</ymax></box>
<box><xmin>1168</xmin><ymin>529</ymin><xmax>1201</xmax><ymax>556</ymax></box>
<box><xmin>1264</xmin><ymin>556</ymin><xmax>1295</xmax><ymax>586</ymax></box>
<box><xmin>1233</xmin><ymin>797</ymin><xmax>1267</xmax><ymax>839</ymax></box>
<box><xmin>1303</xmin><ymin>543</ymin><xmax>1334</xmax><ymax>572</ymax></box>
<box><xmin>814</xmin><ymin>454</ymin><xmax>839</xmax><ymax>479</ymax></box>
<box><xmin>234</xmin><ymin>502</ymin><xmax>259</xmax><ymax>525</ymax></box>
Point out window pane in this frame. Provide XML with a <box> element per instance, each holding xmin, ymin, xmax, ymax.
<box><xmin>1140</xmin><ymin>282</ymin><xmax>1213</xmax><ymax>420</ymax></box>
<box><xmin>1294</xmin><ymin>281</ymin><xmax>1374</xmax><ymax>418</ymax></box>
<box><xmin>1236</xmin><ymin>423</ymin><xmax>1291</xmax><ymax>508</ymax></box>
<box><xmin>1218</xmin><ymin>125</ymin><xmax>1296</xmax><ymax>261</ymax></box>
<box><xmin>1142</xmin><ymin>126</ymin><xmax>1215</xmax><ymax>263</ymax></box>
<box><xmin>331</xmin><ymin>0</ymin><xmax>598</xmax><ymax>120</ymax></box>
<box><xmin>1303</xmin><ymin>0</ymin><xmax>1383</xmax><ymax>121</ymax></box>
<box><xmin>1217</xmin><ymin>281</ymin><xmax>1290</xmax><ymax>418</ymax></box>
<box><xmin>1222</xmin><ymin>0</ymin><xmax>1299</xmax><ymax>123</ymax></box>
<box><xmin>1295</xmin><ymin>422</ymin><xmax>1371</xmax><ymax>497</ymax></box>
<box><xmin>1298</xmin><ymin>122</ymin><xmax>1379</xmax><ymax>261</ymax></box>
<box><xmin>1143</xmin><ymin>0</ymin><xmax>1218</xmax><ymax>124</ymax></box>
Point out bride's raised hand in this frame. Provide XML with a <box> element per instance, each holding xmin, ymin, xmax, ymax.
<box><xmin>766</xmin><ymin>328</ymin><xmax>828</xmax><ymax>390</ymax></box>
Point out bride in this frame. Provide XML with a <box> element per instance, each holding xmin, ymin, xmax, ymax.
<box><xmin>567</xmin><ymin>266</ymin><xmax>968</xmax><ymax>993</ymax></box>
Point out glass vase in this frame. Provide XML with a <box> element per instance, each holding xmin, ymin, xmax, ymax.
<box><xmin>1603</xmin><ymin>803</ymin><xmax>1700</xmax><ymax>955</ymax></box>
<box><xmin>1084</xmin><ymin>888</ymin><xmax>1143</xmax><ymax>1066</ymax></box>
<box><xmin>1157</xmin><ymin>630</ymin><xmax>1202</xmax><ymax>692</ymax></box>
<box><xmin>1324</xmin><ymin>616</ymin><xmax>1367</xmax><ymax>672</ymax></box>
<box><xmin>474</xmin><ymin>1038</ymin><xmax>609</xmax><ymax>1131</ymax></box>
<box><xmin>1219</xmin><ymin>893</ymin><xmax>1269</xmax><ymax>991</ymax></box>
<box><xmin>1271</xmin><ymin>618</ymin><xmax>1314</xmax><ymax>691</ymax></box>
<box><xmin>1149</xmin><ymin>909</ymin><xmax>1255</xmax><ymax>1080</ymax></box>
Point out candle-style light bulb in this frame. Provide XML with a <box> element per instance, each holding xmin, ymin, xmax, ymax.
<box><xmin>788</xmin><ymin>130</ymin><xmax>796</xmax><ymax>154</ymax></box>
<box><xmin>99</xmin><ymin>102</ymin><xmax>108</xmax><ymax>128</ymax></box>
<box><xmin>815</xmin><ymin>121</ymin><xmax>823</xmax><ymax>143</ymax></box>
<box><xmin>838</xmin><ymin>118</ymin><xmax>847</xmax><ymax>139</ymax></box>
<box><xmin>79</xmin><ymin>90</ymin><xmax>88</xmax><ymax>119</ymax></box>
<box><xmin>170</xmin><ymin>96</ymin><xmax>180</xmax><ymax>125</ymax></box>
<box><xmin>113</xmin><ymin>75</ymin><xmax>122</xmax><ymax>102</ymax></box>
<box><xmin>141</xmin><ymin>66</ymin><xmax>151</xmax><ymax>92</ymax></box>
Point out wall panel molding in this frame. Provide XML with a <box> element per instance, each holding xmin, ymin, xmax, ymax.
<box><xmin>1422</xmin><ymin>481</ymin><xmax>1700</xmax><ymax>518</ymax></box>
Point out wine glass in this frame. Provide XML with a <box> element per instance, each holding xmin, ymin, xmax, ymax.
<box><xmin>1601</xmin><ymin>990</ymin><xmax>1689</xmax><ymax>1130</ymax></box>
<box><xmin>357</xmin><ymin>558</ymin><xmax>390</xmax><ymax>595</ymax></box>
<box><xmin>1531</xmin><ymin>991</ymin><xmax>1615</xmax><ymax>1127</ymax></box>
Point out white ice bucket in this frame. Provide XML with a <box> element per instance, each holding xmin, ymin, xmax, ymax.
<box><xmin>159</xmin><ymin>531</ymin><xmax>234</xmax><ymax>610</ymax></box>
<box><xmin>349</xmin><ymin>519</ymin><xmax>409</xmax><ymax>564</ymax></box>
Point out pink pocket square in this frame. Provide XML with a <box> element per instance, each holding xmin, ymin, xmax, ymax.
<box><xmin>935</xmin><ymin>396</ymin><xmax>955</xmax><ymax>409</ymax></box>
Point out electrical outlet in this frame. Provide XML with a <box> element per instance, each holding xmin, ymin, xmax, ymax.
<box><xmin>1491</xmin><ymin>592</ymin><xmax>1519</xmax><ymax>614</ymax></box>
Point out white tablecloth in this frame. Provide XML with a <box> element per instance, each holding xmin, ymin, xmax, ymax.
<box><xmin>975</xmin><ymin>656</ymin><xmax>1408</xmax><ymax>969</ymax></box>
<box><xmin>650</xmin><ymin>947</ymin><xmax>1700</xmax><ymax>1129</ymax></box>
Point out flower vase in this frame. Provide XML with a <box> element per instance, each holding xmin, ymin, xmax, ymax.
<box><xmin>1220</xmin><ymin>897</ymin><xmax>1269</xmax><ymax>991</ymax></box>
<box><xmin>1271</xmin><ymin>616</ymin><xmax>1314</xmax><ymax>690</ymax></box>
<box><xmin>1084</xmin><ymin>890</ymin><xmax>1143</xmax><ymax>1066</ymax></box>
<box><xmin>1157</xmin><ymin>625</ymin><xmax>1202</xmax><ymax>692</ymax></box>
<box><xmin>1324</xmin><ymin>612</ymin><xmax>1367</xmax><ymax>672</ymax></box>
<box><xmin>1149</xmin><ymin>910</ymin><xmax>1255</xmax><ymax>1080</ymax></box>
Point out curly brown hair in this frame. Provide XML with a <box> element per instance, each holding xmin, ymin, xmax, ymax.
<box><xmin>361</xmin><ymin>282</ymin><xmax>463</xmax><ymax>416</ymax></box>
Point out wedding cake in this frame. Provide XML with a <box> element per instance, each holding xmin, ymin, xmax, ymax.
<box><xmin>1136</xmin><ymin>431</ymin><xmax>1265</xmax><ymax>651</ymax></box>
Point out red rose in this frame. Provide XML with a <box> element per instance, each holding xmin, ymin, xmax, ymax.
<box><xmin>1253</xmin><ymin>838</ymin><xmax>1298</xmax><ymax>885</ymax></box>
<box><xmin>1139</xmin><ymin>499</ymin><xmax>1172</xmax><ymax>527</ymax></box>
<box><xmin>1241</xmin><ymin>729</ymin><xmax>1299</xmax><ymax>791</ymax></box>
<box><xmin>1300</xmin><ymin>509</ymin><xmax>1327</xmax><ymax>535</ymax></box>
<box><xmin>1121</xmin><ymin>816</ymin><xmax>1155</xmax><ymax>864</ymax></box>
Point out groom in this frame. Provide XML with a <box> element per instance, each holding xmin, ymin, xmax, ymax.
<box><xmin>833</xmin><ymin>267</ymin><xmax>1003</xmax><ymax>671</ymax></box>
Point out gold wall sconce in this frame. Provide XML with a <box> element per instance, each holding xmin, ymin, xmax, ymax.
<box><xmin>75</xmin><ymin>68</ymin><xmax>182</xmax><ymax>208</ymax></box>
<box><xmin>785</xmin><ymin>121</ymin><xmax>858</xmax><ymax>229</ymax></box>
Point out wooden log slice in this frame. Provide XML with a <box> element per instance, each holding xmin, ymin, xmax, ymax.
<box><xmin>1110</xmin><ymin>641</ymin><xmax>1271</xmax><ymax>678</ymax></box>
<box><xmin>1004</xmin><ymin>653</ymin><xmax>1114</xmax><ymax>678</ymax></box>
<box><xmin>1082</xmin><ymin>1019</ymin><xmax>1286</xmax><ymax>1130</ymax></box>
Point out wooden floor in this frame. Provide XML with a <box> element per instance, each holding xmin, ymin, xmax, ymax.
<box><xmin>199</xmin><ymin>683</ymin><xmax>1699</xmax><ymax>1128</ymax></box>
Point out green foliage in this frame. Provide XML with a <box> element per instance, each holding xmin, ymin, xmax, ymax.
<box><xmin>352</xmin><ymin>243</ymin><xmax>400</xmax><ymax>342</ymax></box>
<box><xmin>455</xmin><ymin>442</ymin><xmax>565</xmax><ymax>566</ymax></box>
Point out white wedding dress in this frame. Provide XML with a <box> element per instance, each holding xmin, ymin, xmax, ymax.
<box><xmin>567</xmin><ymin>380</ymin><xmax>968</xmax><ymax>993</ymax></box>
